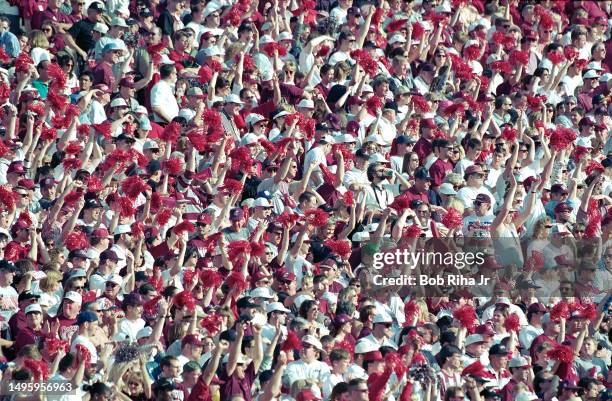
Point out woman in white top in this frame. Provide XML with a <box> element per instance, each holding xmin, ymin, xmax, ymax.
<box><xmin>29</xmin><ymin>29</ymin><xmax>51</xmax><ymax>66</ymax></box>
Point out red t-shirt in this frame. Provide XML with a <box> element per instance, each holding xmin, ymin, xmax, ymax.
<box><xmin>93</xmin><ymin>61</ymin><xmax>115</xmax><ymax>88</ymax></box>
<box><xmin>48</xmin><ymin>315</ymin><xmax>78</xmax><ymax>342</ymax></box>
<box><xmin>14</xmin><ymin>326</ymin><xmax>43</xmax><ymax>351</ymax></box>
<box><xmin>429</xmin><ymin>159</ymin><xmax>454</xmax><ymax>187</ymax></box>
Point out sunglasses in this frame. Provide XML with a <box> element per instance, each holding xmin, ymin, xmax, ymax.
<box><xmin>106</xmin><ymin>282</ymin><xmax>118</xmax><ymax>288</ymax></box>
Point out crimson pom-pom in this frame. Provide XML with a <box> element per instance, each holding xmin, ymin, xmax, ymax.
<box><xmin>316</xmin><ymin>44</ymin><xmax>331</xmax><ymax>58</ymax></box>
<box><xmin>121</xmin><ymin>175</ymin><xmax>150</xmax><ymax>199</ymax></box>
<box><xmin>187</xmin><ymin>132</ymin><xmax>207</xmax><ymax>152</ymax></box>
<box><xmin>342</xmin><ymin>191</ymin><xmax>354</xmax><ymax>206</ymax></box>
<box><xmin>550</xmin><ymin>301</ymin><xmax>569</xmax><ymax>321</ymax></box>
<box><xmin>262</xmin><ymin>42</ymin><xmax>282</xmax><ymax>57</ymax></box>
<box><xmin>323</xmin><ymin>239</ymin><xmax>352</xmax><ymax>259</ymax></box>
<box><xmin>441</xmin><ymin>207</ymin><xmax>463</xmax><ymax>230</ymax></box>
<box><xmin>549</xmin><ymin>126</ymin><xmax>577</xmax><ymax>151</ymax></box>
<box><xmin>76</xmin><ymin>124</ymin><xmax>91</xmax><ymax>138</ymax></box>
<box><xmin>74</xmin><ymin>344</ymin><xmax>92</xmax><ymax>368</ymax></box>
<box><xmin>0</xmin><ymin>185</ymin><xmax>15</xmax><ymax>209</ymax></box>
<box><xmin>525</xmin><ymin>250</ymin><xmax>545</xmax><ymax>272</ymax></box>
<box><xmin>47</xmin><ymin>63</ymin><xmax>67</xmax><ymax>88</ymax></box>
<box><xmin>276</xmin><ymin>211</ymin><xmax>299</xmax><ymax>228</ymax></box>
<box><xmin>319</xmin><ymin>163</ymin><xmax>336</xmax><ymax>184</ymax></box>
<box><xmin>463</xmin><ymin>44</ymin><xmax>481</xmax><ymax>61</ymax></box>
<box><xmin>539</xmin><ymin>12</ymin><xmax>554</xmax><ymax>30</ymax></box>
<box><xmin>23</xmin><ymin>358</ymin><xmax>50</xmax><ymax>381</ymax></box>
<box><xmin>0</xmin><ymin>47</ymin><xmax>10</xmax><ymax>63</ymax></box>
<box><xmin>160</xmin><ymin>121</ymin><xmax>181</xmax><ymax>142</ymax></box>
<box><xmin>428</xmin><ymin>12</ymin><xmax>449</xmax><ymax>26</ymax></box>
<box><xmin>563</xmin><ymin>46</ymin><xmax>578</xmax><ymax>60</ymax></box>
<box><xmin>453</xmin><ymin>305</ymin><xmax>478</xmax><ymax>329</ymax></box>
<box><xmin>63</xmin><ymin>190</ymin><xmax>83</xmax><ymax>206</ymax></box>
<box><xmin>27</xmin><ymin>102</ymin><xmax>45</xmax><ymax>117</ymax></box>
<box><xmin>131</xmin><ymin>221</ymin><xmax>145</xmax><ymax>238</ymax></box>
<box><xmin>365</xmin><ymin>96</ymin><xmax>383</xmax><ymax>116</ymax></box>
<box><xmin>203</xmin><ymin>109</ymin><xmax>222</xmax><ymax>131</ymax></box>
<box><xmin>490</xmin><ymin>60</ymin><xmax>513</xmax><ymax>74</ymax></box>
<box><xmin>358</xmin><ymin>54</ymin><xmax>379</xmax><ymax>76</ymax></box>
<box><xmin>44</xmin><ymin>337</ymin><xmax>69</xmax><ymax>359</ymax></box>
<box><xmin>198</xmin><ymin>65</ymin><xmax>213</xmax><ymax>84</ymax></box>
<box><xmin>492</xmin><ymin>31</ymin><xmax>506</xmax><ymax>45</ymax></box>
<box><xmin>199</xmin><ymin>269</ymin><xmax>223</xmax><ymax>288</ymax></box>
<box><xmin>0</xmin><ymin>141</ymin><xmax>8</xmax><ymax>158</ymax></box>
<box><xmin>547</xmin><ymin>50</ymin><xmax>565</xmax><ymax>65</ymax></box>
<box><xmin>404</xmin><ymin>300</ymin><xmax>419</xmax><ymax>324</ymax></box>
<box><xmin>200</xmin><ymin>313</ymin><xmax>223</xmax><ymax>335</ymax></box>
<box><xmin>411</xmin><ymin>22</ymin><xmax>425</xmax><ymax>40</ymax></box>
<box><xmin>527</xmin><ymin>95</ymin><xmax>546</xmax><ymax>111</ymax></box>
<box><xmin>227</xmin><ymin>240</ymin><xmax>252</xmax><ymax>262</ymax></box>
<box><xmin>92</xmin><ymin>122</ymin><xmax>112</xmax><ymax>139</ymax></box>
<box><xmin>226</xmin><ymin>271</ymin><xmax>248</xmax><ymax>293</ymax></box>
<box><xmin>504</xmin><ymin>313</ymin><xmax>521</xmax><ymax>332</ymax></box>
<box><xmin>476</xmin><ymin>74</ymin><xmax>489</xmax><ymax>90</ymax></box>
<box><xmin>386</xmin><ymin>18</ymin><xmax>407</xmax><ymax>33</ymax></box>
<box><xmin>411</xmin><ymin>95</ymin><xmax>430</xmax><ymax>113</ymax></box>
<box><xmin>585</xmin><ymin>160</ymin><xmax>604</xmax><ymax>177</ymax></box>
<box><xmin>389</xmin><ymin>196</ymin><xmax>410</xmax><ymax>212</ymax></box>
<box><xmin>403</xmin><ymin>224</ymin><xmax>422</xmax><ymax>238</ymax></box>
<box><xmin>442</xmin><ymin>102</ymin><xmax>466</xmax><ymax>118</ymax></box>
<box><xmin>574</xmin><ymin>58</ymin><xmax>588</xmax><ymax>70</ymax></box>
<box><xmin>183</xmin><ymin>269</ymin><xmax>196</xmax><ymax>286</ymax></box>
<box><xmin>47</xmin><ymin>91</ymin><xmax>68</xmax><ymax>111</ymax></box>
<box><xmin>511</xmin><ymin>50</ymin><xmax>529</xmax><ymax>66</ymax></box>
<box><xmin>225</xmin><ymin>6</ymin><xmax>242</xmax><ymax>26</ymax></box>
<box><xmin>250</xmin><ymin>242</ymin><xmax>266</xmax><ymax>258</ymax></box>
<box><xmin>371</xmin><ymin>7</ymin><xmax>384</xmax><ymax>26</ymax></box>
<box><xmin>259</xmin><ymin>139</ymin><xmax>276</xmax><ymax>154</ymax></box>
<box><xmin>117</xmin><ymin>196</ymin><xmax>135</xmax><ymax>217</ymax></box>
<box><xmin>142</xmin><ymin>295</ymin><xmax>161</xmax><ymax>317</ymax></box>
<box><xmin>547</xmin><ymin>344</ymin><xmax>574</xmax><ymax>363</ymax></box>
<box><xmin>208</xmin><ymin>59</ymin><xmax>222</xmax><ymax>72</ymax></box>
<box><xmin>584</xmin><ymin>220</ymin><xmax>599</xmax><ymax>239</ymax></box>
<box><xmin>64</xmin><ymin>231</ymin><xmax>89</xmax><ymax>251</ymax></box>
<box><xmin>173</xmin><ymin>220</ymin><xmax>196</xmax><ymax>235</ymax></box>
<box><xmin>281</xmin><ymin>331</ymin><xmax>302</xmax><ymax>352</ymax></box>
<box><xmin>147</xmin><ymin>43</ymin><xmax>165</xmax><ymax>65</ymax></box>
<box><xmin>384</xmin><ymin>352</ymin><xmax>405</xmax><ymax>379</ymax></box>
<box><xmin>298</xmin><ymin>117</ymin><xmax>316</xmax><ymax>140</ymax></box>
<box><xmin>14</xmin><ymin>52</ymin><xmax>33</xmax><ymax>73</ymax></box>
<box><xmin>162</xmin><ymin>158</ymin><xmax>183</xmax><ymax>175</ymax></box>
<box><xmin>62</xmin><ymin>157</ymin><xmax>82</xmax><ymax>171</ymax></box>
<box><xmin>220</xmin><ymin>178</ymin><xmax>243</xmax><ymax>195</ymax></box>
<box><xmin>305</xmin><ymin>209</ymin><xmax>329</xmax><ymax>227</ymax></box>
<box><xmin>64</xmin><ymin>141</ymin><xmax>82</xmax><ymax>156</ymax></box>
<box><xmin>580</xmin><ymin>303</ymin><xmax>597</xmax><ymax>321</ymax></box>
<box><xmin>155</xmin><ymin>208</ymin><xmax>173</xmax><ymax>226</ymax></box>
<box><xmin>242</xmin><ymin>54</ymin><xmax>256</xmax><ymax>71</ymax></box>
<box><xmin>174</xmin><ymin>290</ymin><xmax>196</xmax><ymax>311</ymax></box>
<box><xmin>87</xmin><ymin>175</ymin><xmax>103</xmax><ymax>193</ymax></box>
<box><xmin>501</xmin><ymin>127</ymin><xmax>518</xmax><ymax>142</ymax></box>
<box><xmin>40</xmin><ymin>126</ymin><xmax>57</xmax><ymax>141</ymax></box>
<box><xmin>16</xmin><ymin>211</ymin><xmax>31</xmax><ymax>227</ymax></box>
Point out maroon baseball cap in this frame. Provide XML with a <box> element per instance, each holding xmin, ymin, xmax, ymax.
<box><xmin>17</xmin><ymin>179</ymin><xmax>35</xmax><ymax>190</ymax></box>
<box><xmin>7</xmin><ymin>161</ymin><xmax>25</xmax><ymax>175</ymax></box>
<box><xmin>475</xmin><ymin>322</ymin><xmax>495</xmax><ymax>336</ymax></box>
<box><xmin>363</xmin><ymin>351</ymin><xmax>384</xmax><ymax>362</ymax></box>
<box><xmin>182</xmin><ymin>334</ymin><xmax>204</xmax><ymax>347</ymax></box>
<box><xmin>229</xmin><ymin>208</ymin><xmax>245</xmax><ymax>221</ymax></box>
<box><xmin>40</xmin><ymin>178</ymin><xmax>57</xmax><ymax>189</ymax></box>
<box><xmin>421</xmin><ymin>118</ymin><xmax>436</xmax><ymax>129</ymax></box>
<box><xmin>197</xmin><ymin>214</ymin><xmax>213</xmax><ymax>225</ymax></box>
<box><xmin>595</xmin><ymin>16</ymin><xmax>608</xmax><ymax>26</ymax></box>
<box><xmin>119</xmin><ymin>77</ymin><xmax>135</xmax><ymax>88</ymax></box>
<box><xmin>527</xmin><ymin>303</ymin><xmax>547</xmax><ymax>314</ymax></box>
<box><xmin>92</xmin><ymin>228</ymin><xmax>111</xmax><ymax>238</ymax></box>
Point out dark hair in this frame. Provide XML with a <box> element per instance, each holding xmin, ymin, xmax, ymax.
<box><xmin>160</xmin><ymin>64</ymin><xmax>176</xmax><ymax>79</ymax></box>
<box><xmin>299</xmin><ymin>299</ymin><xmax>318</xmax><ymax>319</ymax></box>
<box><xmin>330</xmin><ymin>382</ymin><xmax>349</xmax><ymax>401</ymax></box>
<box><xmin>160</xmin><ymin>355</ymin><xmax>179</xmax><ymax>369</ymax></box>
<box><xmin>58</xmin><ymin>352</ymin><xmax>77</xmax><ymax>372</ymax></box>
<box><xmin>83</xmin><ymin>382</ymin><xmax>110</xmax><ymax>396</ymax></box>
<box><xmin>298</xmin><ymin>191</ymin><xmax>316</xmax><ymax>206</ymax></box>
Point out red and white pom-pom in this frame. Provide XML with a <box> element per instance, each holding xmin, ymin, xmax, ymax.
<box><xmin>86</xmin><ymin>176</ymin><xmax>103</xmax><ymax>193</ymax></box>
<box><xmin>199</xmin><ymin>269</ymin><xmax>223</xmax><ymax>288</ymax></box>
<box><xmin>490</xmin><ymin>60</ymin><xmax>513</xmax><ymax>74</ymax></box>
<box><xmin>550</xmin><ymin>301</ymin><xmax>569</xmax><ymax>321</ymax></box>
<box><xmin>305</xmin><ymin>209</ymin><xmax>329</xmax><ymax>227</ymax></box>
<box><xmin>121</xmin><ymin>175</ymin><xmax>150</xmax><ymax>200</ymax></box>
<box><xmin>174</xmin><ymin>290</ymin><xmax>196</xmax><ymax>311</ymax></box>
<box><xmin>131</xmin><ymin>221</ymin><xmax>145</xmax><ymax>238</ymax></box>
<box><xmin>281</xmin><ymin>330</ymin><xmax>302</xmax><ymax>352</ymax></box>
<box><xmin>323</xmin><ymin>239</ymin><xmax>352</xmax><ymax>259</ymax></box>
<box><xmin>155</xmin><ymin>208</ymin><xmax>173</xmax><ymax>226</ymax></box>
<box><xmin>411</xmin><ymin>95</ymin><xmax>430</xmax><ymax>113</ymax></box>
<box><xmin>547</xmin><ymin>344</ymin><xmax>574</xmax><ymax>363</ymax></box>
<box><xmin>585</xmin><ymin>160</ymin><xmax>604</xmax><ymax>177</ymax></box>
<box><xmin>441</xmin><ymin>207</ymin><xmax>463</xmax><ymax>230</ymax></box>
<box><xmin>404</xmin><ymin>300</ymin><xmax>419</xmax><ymax>325</ymax></box>
<box><xmin>563</xmin><ymin>46</ymin><xmax>578</xmax><ymax>61</ymax></box>
<box><xmin>389</xmin><ymin>196</ymin><xmax>410</xmax><ymax>212</ymax></box>
<box><xmin>511</xmin><ymin>50</ymin><xmax>530</xmax><ymax>66</ymax></box>
<box><xmin>173</xmin><ymin>220</ymin><xmax>196</xmax><ymax>235</ymax></box>
<box><xmin>62</xmin><ymin>157</ymin><xmax>82</xmax><ymax>171</ymax></box>
<box><xmin>64</xmin><ymin>231</ymin><xmax>89</xmax><ymax>251</ymax></box>
<box><xmin>0</xmin><ymin>186</ymin><xmax>16</xmax><ymax>209</ymax></box>
<box><xmin>200</xmin><ymin>313</ymin><xmax>223</xmax><ymax>335</ymax></box>
<box><xmin>40</xmin><ymin>127</ymin><xmax>58</xmax><ymax>141</ymax></box>
<box><xmin>403</xmin><ymin>224</ymin><xmax>422</xmax><ymax>238</ymax></box>
<box><xmin>547</xmin><ymin>50</ymin><xmax>565</xmax><ymax>65</ymax></box>
<box><xmin>453</xmin><ymin>305</ymin><xmax>478</xmax><ymax>329</ymax></box>
<box><xmin>580</xmin><ymin>303</ymin><xmax>597</xmax><ymax>321</ymax></box>
<box><xmin>226</xmin><ymin>271</ymin><xmax>248</xmax><ymax>293</ymax></box>
<box><xmin>162</xmin><ymin>158</ymin><xmax>183</xmax><ymax>175</ymax></box>
<box><xmin>504</xmin><ymin>313</ymin><xmax>521</xmax><ymax>332</ymax></box>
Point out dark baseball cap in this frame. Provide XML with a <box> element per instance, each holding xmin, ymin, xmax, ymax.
<box><xmin>84</xmin><ymin>198</ymin><xmax>102</xmax><ymax>209</ymax></box>
<box><xmin>18</xmin><ymin>291</ymin><xmax>40</xmax><ymax>303</ymax></box>
<box><xmin>474</xmin><ymin>194</ymin><xmax>492</xmax><ymax>204</ymax></box>
<box><xmin>236</xmin><ymin>297</ymin><xmax>258</xmax><ymax>309</ymax></box>
<box><xmin>229</xmin><ymin>208</ymin><xmax>245</xmax><ymax>221</ymax></box>
<box><xmin>550</xmin><ymin>183</ymin><xmax>569</xmax><ymax>194</ymax></box>
<box><xmin>414</xmin><ymin>166</ymin><xmax>431</xmax><ymax>181</ymax></box>
<box><xmin>489</xmin><ymin>344</ymin><xmax>508</xmax><ymax>356</ymax></box>
<box><xmin>100</xmin><ymin>249</ymin><xmax>119</xmax><ymax>261</ymax></box>
<box><xmin>122</xmin><ymin>293</ymin><xmax>143</xmax><ymax>308</ymax></box>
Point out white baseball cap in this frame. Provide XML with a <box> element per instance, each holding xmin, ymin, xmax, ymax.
<box><xmin>240</xmin><ymin>133</ymin><xmax>259</xmax><ymax>146</ymax></box>
<box><xmin>583</xmin><ymin>69</ymin><xmax>600</xmax><ymax>79</ymax></box>
<box><xmin>388</xmin><ymin>34</ymin><xmax>406</xmax><ymax>45</ymax></box>
<box><xmin>25</xmin><ymin>304</ymin><xmax>42</xmax><ymax>314</ymax></box>
<box><xmin>250</xmin><ymin>287</ymin><xmax>275</xmax><ymax>299</ymax></box>
<box><xmin>253</xmin><ymin>197</ymin><xmax>272</xmax><ymax>208</ymax></box>
<box><xmin>110</xmin><ymin>98</ymin><xmax>128</xmax><ymax>108</ymax></box>
<box><xmin>224</xmin><ymin>94</ymin><xmax>244</xmax><ymax>104</ymax></box>
<box><xmin>439</xmin><ymin>183</ymin><xmax>457</xmax><ymax>195</ymax></box>
<box><xmin>465</xmin><ymin>334</ymin><xmax>485</xmax><ymax>346</ymax></box>
<box><xmin>266</xmin><ymin>301</ymin><xmax>290</xmax><ymax>313</ymax></box>
<box><xmin>114</xmin><ymin>224</ymin><xmax>132</xmax><ymax>235</ymax></box>
<box><xmin>302</xmin><ymin>334</ymin><xmax>323</xmax><ymax>351</ymax></box>
<box><xmin>297</xmin><ymin>99</ymin><xmax>315</xmax><ymax>109</ymax></box>
<box><xmin>64</xmin><ymin>291</ymin><xmax>82</xmax><ymax>304</ymax></box>
<box><xmin>245</xmin><ymin>113</ymin><xmax>267</xmax><ymax>126</ymax></box>
<box><xmin>106</xmin><ymin>274</ymin><xmax>123</xmax><ymax>286</ymax></box>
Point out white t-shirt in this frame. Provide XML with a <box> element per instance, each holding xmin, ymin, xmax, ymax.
<box><xmin>283</xmin><ymin>359</ymin><xmax>331</xmax><ymax>388</ymax></box>
<box><xmin>70</xmin><ymin>335</ymin><xmax>98</xmax><ymax>363</ymax></box>
<box><xmin>0</xmin><ymin>285</ymin><xmax>19</xmax><ymax>323</ymax></box>
<box><xmin>456</xmin><ymin>186</ymin><xmax>496</xmax><ymax>214</ymax></box>
<box><xmin>117</xmin><ymin>317</ymin><xmax>146</xmax><ymax>342</ymax></box>
<box><xmin>150</xmin><ymin>80</ymin><xmax>179</xmax><ymax>123</ymax></box>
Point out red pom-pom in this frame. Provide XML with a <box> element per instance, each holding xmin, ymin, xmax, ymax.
<box><xmin>281</xmin><ymin>331</ymin><xmax>302</xmax><ymax>352</ymax></box>
<box><xmin>580</xmin><ymin>303</ymin><xmax>597</xmax><ymax>321</ymax></box>
<box><xmin>585</xmin><ymin>160</ymin><xmax>604</xmax><ymax>177</ymax></box>
<box><xmin>47</xmin><ymin>91</ymin><xmax>68</xmax><ymax>111</ymax></box>
<box><xmin>525</xmin><ymin>250</ymin><xmax>545</xmax><ymax>273</ymax></box>
<box><xmin>92</xmin><ymin>122</ymin><xmax>113</xmax><ymax>140</ymax></box>
<box><xmin>131</xmin><ymin>221</ymin><xmax>145</xmax><ymax>238</ymax></box>
<box><xmin>342</xmin><ymin>191</ymin><xmax>354</xmax><ymax>206</ymax></box>
<box><xmin>527</xmin><ymin>95</ymin><xmax>546</xmax><ymax>111</ymax></box>
<box><xmin>411</xmin><ymin>95</ymin><xmax>430</xmax><ymax>113</ymax></box>
<box><xmin>0</xmin><ymin>141</ymin><xmax>8</xmax><ymax>158</ymax></box>
<box><xmin>77</xmin><ymin>124</ymin><xmax>91</xmax><ymax>137</ymax></box>
<box><xmin>574</xmin><ymin>58</ymin><xmax>588</xmax><ymax>70</ymax></box>
<box><xmin>40</xmin><ymin>126</ymin><xmax>57</xmax><ymax>141</ymax></box>
<box><xmin>160</xmin><ymin>121</ymin><xmax>181</xmax><ymax>142</ymax></box>
<box><xmin>404</xmin><ymin>300</ymin><xmax>419</xmax><ymax>324</ymax></box>
<box><xmin>74</xmin><ymin>344</ymin><xmax>91</xmax><ymax>368</ymax></box>
<box><xmin>550</xmin><ymin>301</ymin><xmax>569</xmax><ymax>321</ymax></box>
<box><xmin>229</xmin><ymin>147</ymin><xmax>255</xmax><ymax>173</ymax></box>
<box><xmin>365</xmin><ymin>96</ymin><xmax>384</xmax><ymax>116</ymax></box>
<box><xmin>453</xmin><ymin>305</ymin><xmax>477</xmax><ymax>329</ymax></box>
<box><xmin>262</xmin><ymin>42</ymin><xmax>282</xmax><ymax>57</ymax></box>
<box><xmin>385</xmin><ymin>352</ymin><xmax>405</xmax><ymax>379</ymax></box>
<box><xmin>174</xmin><ymin>290</ymin><xmax>196</xmax><ymax>311</ymax></box>
<box><xmin>504</xmin><ymin>313</ymin><xmax>521</xmax><ymax>332</ymax></box>
<box><xmin>27</xmin><ymin>102</ymin><xmax>45</xmax><ymax>117</ymax></box>
<box><xmin>573</xmin><ymin>146</ymin><xmax>589</xmax><ymax>162</ymax></box>
<box><xmin>305</xmin><ymin>209</ymin><xmax>329</xmax><ymax>227</ymax></box>
<box><xmin>276</xmin><ymin>211</ymin><xmax>299</xmax><ymax>228</ymax></box>
<box><xmin>227</xmin><ymin>240</ymin><xmax>251</xmax><ymax>262</ymax></box>
<box><xmin>225</xmin><ymin>6</ymin><xmax>242</xmax><ymax>26</ymax></box>
<box><xmin>226</xmin><ymin>271</ymin><xmax>248</xmax><ymax>293</ymax></box>
<box><xmin>200</xmin><ymin>313</ymin><xmax>223</xmax><ymax>335</ymax></box>
<box><xmin>412</xmin><ymin>22</ymin><xmax>424</xmax><ymax>40</ymax></box>
<box><xmin>199</xmin><ymin>269</ymin><xmax>223</xmax><ymax>288</ymax></box>
<box><xmin>14</xmin><ymin>52</ymin><xmax>34</xmax><ymax>73</ymax></box>
<box><xmin>64</xmin><ymin>141</ymin><xmax>82</xmax><ymax>155</ymax></box>
<box><xmin>442</xmin><ymin>102</ymin><xmax>466</xmax><ymax>118</ymax></box>
<box><xmin>63</xmin><ymin>190</ymin><xmax>83</xmax><ymax>206</ymax></box>
<box><xmin>316</xmin><ymin>44</ymin><xmax>331</xmax><ymax>58</ymax></box>
<box><xmin>162</xmin><ymin>157</ymin><xmax>183</xmax><ymax>175</ymax></box>
<box><xmin>64</xmin><ymin>231</ymin><xmax>89</xmax><ymax>251</ymax></box>
<box><xmin>155</xmin><ymin>208</ymin><xmax>173</xmax><ymax>226</ymax></box>
<box><xmin>87</xmin><ymin>176</ymin><xmax>103</xmax><ymax>193</ymax></box>
<box><xmin>441</xmin><ymin>207</ymin><xmax>463</xmax><ymax>230</ymax></box>
<box><xmin>207</xmin><ymin>59</ymin><xmax>222</xmax><ymax>73</ymax></box>
<box><xmin>492</xmin><ymin>31</ymin><xmax>506</xmax><ymax>45</ymax></box>
<box><xmin>323</xmin><ymin>239</ymin><xmax>352</xmax><ymax>259</ymax></box>
<box><xmin>121</xmin><ymin>175</ymin><xmax>150</xmax><ymax>199</ymax></box>
<box><xmin>23</xmin><ymin>358</ymin><xmax>49</xmax><ymax>381</ymax></box>
<box><xmin>198</xmin><ymin>65</ymin><xmax>213</xmax><ymax>84</ymax></box>
<box><xmin>549</xmin><ymin>126</ymin><xmax>577</xmax><ymax>151</ymax></box>
<box><xmin>490</xmin><ymin>60</ymin><xmax>513</xmax><ymax>74</ymax></box>
<box><xmin>187</xmin><ymin>132</ymin><xmax>207</xmax><ymax>152</ymax></box>
<box><xmin>117</xmin><ymin>196</ymin><xmax>135</xmax><ymax>217</ymax></box>
<box><xmin>403</xmin><ymin>224</ymin><xmax>422</xmax><ymax>238</ymax></box>
<box><xmin>0</xmin><ymin>185</ymin><xmax>13</xmax><ymax>210</ymax></box>
<box><xmin>563</xmin><ymin>46</ymin><xmax>578</xmax><ymax>61</ymax></box>
<box><xmin>259</xmin><ymin>138</ymin><xmax>276</xmax><ymax>154</ymax></box>
<box><xmin>173</xmin><ymin>220</ymin><xmax>196</xmax><ymax>235</ymax></box>
<box><xmin>547</xmin><ymin>344</ymin><xmax>574</xmax><ymax>363</ymax></box>
<box><xmin>386</xmin><ymin>19</ymin><xmax>407</xmax><ymax>33</ymax></box>
<box><xmin>547</xmin><ymin>50</ymin><xmax>565</xmax><ymax>65</ymax></box>
<box><xmin>511</xmin><ymin>50</ymin><xmax>529</xmax><ymax>66</ymax></box>
<box><xmin>220</xmin><ymin>178</ymin><xmax>243</xmax><ymax>195</ymax></box>
<box><xmin>371</xmin><ymin>7</ymin><xmax>384</xmax><ymax>26</ymax></box>
<box><xmin>47</xmin><ymin>63</ymin><xmax>67</xmax><ymax>89</ymax></box>
<box><xmin>44</xmin><ymin>338</ymin><xmax>69</xmax><ymax>359</ymax></box>
<box><xmin>501</xmin><ymin>126</ymin><xmax>518</xmax><ymax>142</ymax></box>
<box><xmin>62</xmin><ymin>157</ymin><xmax>82</xmax><ymax>171</ymax></box>
<box><xmin>203</xmin><ymin>108</ymin><xmax>222</xmax><ymax>131</ymax></box>
<box><xmin>463</xmin><ymin>44</ymin><xmax>481</xmax><ymax>61</ymax></box>
<box><xmin>539</xmin><ymin>12</ymin><xmax>554</xmax><ymax>30</ymax></box>
<box><xmin>389</xmin><ymin>196</ymin><xmax>410</xmax><ymax>212</ymax></box>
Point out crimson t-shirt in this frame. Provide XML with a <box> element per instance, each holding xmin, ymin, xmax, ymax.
<box><xmin>48</xmin><ymin>315</ymin><xmax>78</xmax><ymax>342</ymax></box>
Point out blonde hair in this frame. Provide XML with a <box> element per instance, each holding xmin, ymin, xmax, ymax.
<box><xmin>30</xmin><ymin>30</ymin><xmax>49</xmax><ymax>49</ymax></box>
<box><xmin>39</xmin><ymin>270</ymin><xmax>62</xmax><ymax>292</ymax></box>
<box><xmin>532</xmin><ymin>216</ymin><xmax>552</xmax><ymax>240</ymax></box>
